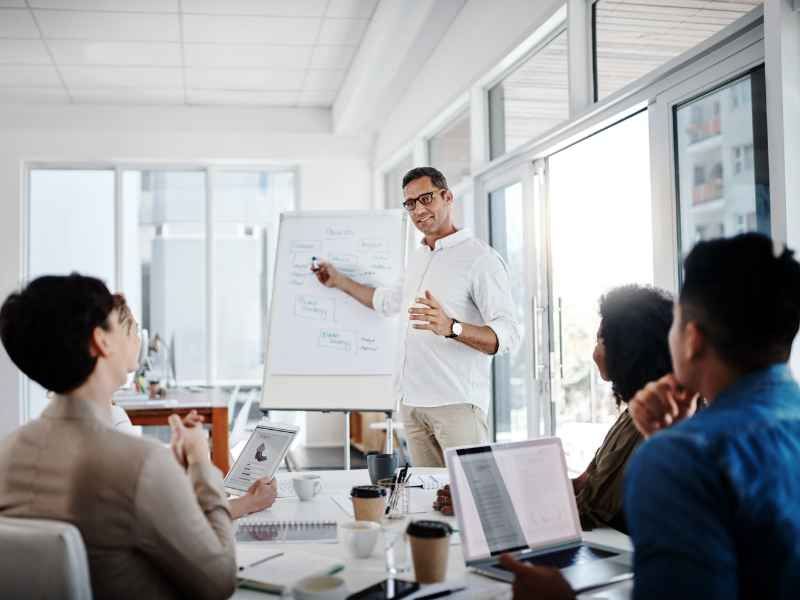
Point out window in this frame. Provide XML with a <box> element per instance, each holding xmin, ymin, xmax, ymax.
<box><xmin>428</xmin><ymin>109</ymin><xmax>471</xmax><ymax>188</ymax></box>
<box><xmin>675</xmin><ymin>68</ymin><xmax>769</xmax><ymax>263</ymax></box>
<box><xmin>593</xmin><ymin>0</ymin><xmax>762</xmax><ymax>102</ymax></box>
<box><xmin>488</xmin><ymin>29</ymin><xmax>569</xmax><ymax>160</ymax></box>
<box><xmin>548</xmin><ymin>111</ymin><xmax>653</xmax><ymax>472</ymax></box>
<box><xmin>489</xmin><ymin>182</ymin><xmax>527</xmax><ymax>442</ymax></box>
<box><xmin>26</xmin><ymin>167</ymin><xmax>295</xmax><ymax>418</ymax></box>
<box><xmin>385</xmin><ymin>154</ymin><xmax>414</xmax><ymax>209</ymax></box>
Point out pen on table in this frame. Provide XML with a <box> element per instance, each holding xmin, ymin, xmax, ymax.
<box><xmin>414</xmin><ymin>587</ymin><xmax>467</xmax><ymax>600</ymax></box>
<box><xmin>239</xmin><ymin>552</ymin><xmax>284</xmax><ymax>571</ymax></box>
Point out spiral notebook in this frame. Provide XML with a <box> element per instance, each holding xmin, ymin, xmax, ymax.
<box><xmin>234</xmin><ymin>518</ymin><xmax>338</xmax><ymax>543</ymax></box>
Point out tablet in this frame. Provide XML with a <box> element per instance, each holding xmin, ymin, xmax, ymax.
<box><xmin>224</xmin><ymin>421</ymin><xmax>300</xmax><ymax>497</ymax></box>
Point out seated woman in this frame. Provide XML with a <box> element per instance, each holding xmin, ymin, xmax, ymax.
<box><xmin>0</xmin><ymin>274</ymin><xmax>253</xmax><ymax>599</ymax></box>
<box><xmin>435</xmin><ymin>284</ymin><xmax>674</xmax><ymax>534</ymax></box>
<box><xmin>572</xmin><ymin>284</ymin><xmax>674</xmax><ymax>533</ymax></box>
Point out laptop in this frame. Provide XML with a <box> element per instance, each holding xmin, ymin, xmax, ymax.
<box><xmin>445</xmin><ymin>437</ymin><xmax>633</xmax><ymax>593</ymax></box>
<box><xmin>223</xmin><ymin>421</ymin><xmax>300</xmax><ymax>497</ymax></box>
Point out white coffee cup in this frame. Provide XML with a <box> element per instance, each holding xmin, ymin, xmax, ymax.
<box><xmin>292</xmin><ymin>576</ymin><xmax>347</xmax><ymax>600</ymax></box>
<box><xmin>340</xmin><ymin>521</ymin><xmax>381</xmax><ymax>559</ymax></box>
<box><xmin>293</xmin><ymin>474</ymin><xmax>323</xmax><ymax>501</ymax></box>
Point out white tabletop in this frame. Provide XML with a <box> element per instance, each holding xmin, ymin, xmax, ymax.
<box><xmin>232</xmin><ymin>468</ymin><xmax>633</xmax><ymax>600</ymax></box>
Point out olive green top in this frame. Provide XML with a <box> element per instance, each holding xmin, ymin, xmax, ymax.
<box><xmin>575</xmin><ymin>409</ymin><xmax>643</xmax><ymax>531</ymax></box>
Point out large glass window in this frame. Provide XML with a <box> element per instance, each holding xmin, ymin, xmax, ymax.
<box><xmin>428</xmin><ymin>109</ymin><xmax>471</xmax><ymax>188</ymax></box>
<box><xmin>489</xmin><ymin>182</ymin><xmax>527</xmax><ymax>442</ymax></box>
<box><xmin>675</xmin><ymin>68</ymin><xmax>769</xmax><ymax>263</ymax></box>
<box><xmin>548</xmin><ymin>111</ymin><xmax>653</xmax><ymax>473</ymax></box>
<box><xmin>489</xmin><ymin>29</ymin><xmax>569</xmax><ymax>160</ymax></box>
<box><xmin>385</xmin><ymin>154</ymin><xmax>414</xmax><ymax>210</ymax></box>
<box><xmin>593</xmin><ymin>0</ymin><xmax>762</xmax><ymax>101</ymax></box>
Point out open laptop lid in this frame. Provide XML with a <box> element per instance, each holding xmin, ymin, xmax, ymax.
<box><xmin>223</xmin><ymin>421</ymin><xmax>299</xmax><ymax>495</ymax></box>
<box><xmin>445</xmin><ymin>437</ymin><xmax>583</xmax><ymax>564</ymax></box>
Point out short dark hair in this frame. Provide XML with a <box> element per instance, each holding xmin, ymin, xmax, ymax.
<box><xmin>599</xmin><ymin>285</ymin><xmax>674</xmax><ymax>405</ymax></box>
<box><xmin>680</xmin><ymin>233</ymin><xmax>800</xmax><ymax>372</ymax></box>
<box><xmin>0</xmin><ymin>274</ymin><xmax>115</xmax><ymax>394</ymax></box>
<box><xmin>402</xmin><ymin>166</ymin><xmax>448</xmax><ymax>191</ymax></box>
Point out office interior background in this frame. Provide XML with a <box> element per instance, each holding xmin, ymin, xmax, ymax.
<box><xmin>1</xmin><ymin>0</ymin><xmax>799</xmax><ymax>473</ymax></box>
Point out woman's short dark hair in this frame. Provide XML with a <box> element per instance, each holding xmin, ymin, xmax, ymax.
<box><xmin>0</xmin><ymin>273</ymin><xmax>114</xmax><ymax>394</ymax></box>
<box><xmin>599</xmin><ymin>284</ymin><xmax>674</xmax><ymax>405</ymax></box>
<box><xmin>680</xmin><ymin>233</ymin><xmax>800</xmax><ymax>372</ymax></box>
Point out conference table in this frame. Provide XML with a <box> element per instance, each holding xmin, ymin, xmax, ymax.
<box><xmin>232</xmin><ymin>468</ymin><xmax>633</xmax><ymax>600</ymax></box>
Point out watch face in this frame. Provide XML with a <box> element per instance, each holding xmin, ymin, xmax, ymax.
<box><xmin>452</xmin><ymin>322</ymin><xmax>463</xmax><ymax>336</ymax></box>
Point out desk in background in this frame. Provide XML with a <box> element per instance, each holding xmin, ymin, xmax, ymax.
<box><xmin>116</xmin><ymin>388</ymin><xmax>229</xmax><ymax>474</ymax></box>
<box><xmin>232</xmin><ymin>468</ymin><xmax>632</xmax><ymax>600</ymax></box>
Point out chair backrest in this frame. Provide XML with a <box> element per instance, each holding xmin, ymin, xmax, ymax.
<box><xmin>0</xmin><ymin>515</ymin><xmax>93</xmax><ymax>600</ymax></box>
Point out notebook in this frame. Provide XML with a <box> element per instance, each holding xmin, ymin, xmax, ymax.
<box><xmin>234</xmin><ymin>518</ymin><xmax>338</xmax><ymax>543</ymax></box>
<box><xmin>238</xmin><ymin>551</ymin><xmax>344</xmax><ymax>594</ymax></box>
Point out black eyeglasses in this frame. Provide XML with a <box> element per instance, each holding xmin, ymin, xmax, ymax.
<box><xmin>402</xmin><ymin>189</ymin><xmax>446</xmax><ymax>211</ymax></box>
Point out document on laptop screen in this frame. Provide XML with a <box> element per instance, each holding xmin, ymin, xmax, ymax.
<box><xmin>226</xmin><ymin>427</ymin><xmax>294</xmax><ymax>492</ymax></box>
<box><xmin>452</xmin><ymin>442</ymin><xmax>580</xmax><ymax>561</ymax></box>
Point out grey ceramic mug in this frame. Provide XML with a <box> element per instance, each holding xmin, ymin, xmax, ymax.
<box><xmin>367</xmin><ymin>454</ymin><xmax>398</xmax><ymax>485</ymax></box>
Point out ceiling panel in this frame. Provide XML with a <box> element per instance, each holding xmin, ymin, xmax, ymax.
<box><xmin>184</xmin><ymin>43</ymin><xmax>312</xmax><ymax>69</ymax></box>
<box><xmin>0</xmin><ymin>39</ymin><xmax>52</xmax><ymax>64</ymax></box>
<box><xmin>302</xmin><ymin>69</ymin><xmax>346</xmax><ymax>91</ymax></box>
<box><xmin>69</xmin><ymin>87</ymin><xmax>185</xmax><ymax>104</ymax></box>
<box><xmin>0</xmin><ymin>9</ymin><xmax>41</xmax><ymax>38</ymax></box>
<box><xmin>186</xmin><ymin>88</ymin><xmax>299</xmax><ymax>106</ymax></box>
<box><xmin>49</xmin><ymin>41</ymin><xmax>182</xmax><ymax>66</ymax></box>
<box><xmin>181</xmin><ymin>0</ymin><xmax>326</xmax><ymax>17</ymax></box>
<box><xmin>326</xmin><ymin>0</ymin><xmax>378</xmax><ymax>19</ymax></box>
<box><xmin>182</xmin><ymin>15</ymin><xmax>320</xmax><ymax>45</ymax></box>
<box><xmin>29</xmin><ymin>0</ymin><xmax>178</xmax><ymax>11</ymax></box>
<box><xmin>185</xmin><ymin>67</ymin><xmax>305</xmax><ymax>90</ymax></box>
<box><xmin>309</xmin><ymin>45</ymin><xmax>357</xmax><ymax>69</ymax></box>
<box><xmin>297</xmin><ymin>90</ymin><xmax>337</xmax><ymax>106</ymax></box>
<box><xmin>34</xmin><ymin>10</ymin><xmax>181</xmax><ymax>41</ymax></box>
<box><xmin>0</xmin><ymin>65</ymin><xmax>61</xmax><ymax>85</ymax></box>
<box><xmin>317</xmin><ymin>18</ymin><xmax>369</xmax><ymax>46</ymax></box>
<box><xmin>0</xmin><ymin>0</ymin><xmax>26</xmax><ymax>6</ymax></box>
<box><xmin>59</xmin><ymin>65</ymin><xmax>183</xmax><ymax>87</ymax></box>
<box><xmin>0</xmin><ymin>86</ymin><xmax>69</xmax><ymax>102</ymax></box>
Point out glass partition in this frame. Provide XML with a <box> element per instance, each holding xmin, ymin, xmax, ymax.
<box><xmin>428</xmin><ymin>109</ymin><xmax>471</xmax><ymax>188</ymax></box>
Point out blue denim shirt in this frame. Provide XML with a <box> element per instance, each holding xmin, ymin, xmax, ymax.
<box><xmin>624</xmin><ymin>363</ymin><xmax>800</xmax><ymax>600</ymax></box>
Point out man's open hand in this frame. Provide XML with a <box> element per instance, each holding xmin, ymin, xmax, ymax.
<box><xmin>497</xmin><ymin>554</ymin><xmax>575</xmax><ymax>600</ymax></box>
<box><xmin>629</xmin><ymin>373</ymin><xmax>700</xmax><ymax>438</ymax></box>
<box><xmin>409</xmin><ymin>291</ymin><xmax>453</xmax><ymax>336</ymax></box>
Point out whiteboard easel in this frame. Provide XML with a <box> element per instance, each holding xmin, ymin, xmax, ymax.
<box><xmin>260</xmin><ymin>210</ymin><xmax>408</xmax><ymax>468</ymax></box>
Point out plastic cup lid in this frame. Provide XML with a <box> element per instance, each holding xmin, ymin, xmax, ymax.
<box><xmin>351</xmin><ymin>485</ymin><xmax>387</xmax><ymax>498</ymax></box>
<box><xmin>406</xmin><ymin>520</ymin><xmax>453</xmax><ymax>538</ymax></box>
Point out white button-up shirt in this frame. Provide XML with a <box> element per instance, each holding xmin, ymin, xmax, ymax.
<box><xmin>372</xmin><ymin>228</ymin><xmax>520</xmax><ymax>415</ymax></box>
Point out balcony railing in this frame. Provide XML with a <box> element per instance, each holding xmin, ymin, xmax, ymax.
<box><xmin>692</xmin><ymin>178</ymin><xmax>723</xmax><ymax>204</ymax></box>
<box><xmin>686</xmin><ymin>116</ymin><xmax>721</xmax><ymax>144</ymax></box>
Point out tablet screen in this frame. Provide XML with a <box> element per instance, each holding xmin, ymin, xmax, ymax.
<box><xmin>225</xmin><ymin>425</ymin><xmax>296</xmax><ymax>493</ymax></box>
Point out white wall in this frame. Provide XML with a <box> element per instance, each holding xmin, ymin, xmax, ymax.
<box><xmin>374</xmin><ymin>0</ymin><xmax>563</xmax><ymax>165</ymax></box>
<box><xmin>0</xmin><ymin>103</ymin><xmax>373</xmax><ymax>438</ymax></box>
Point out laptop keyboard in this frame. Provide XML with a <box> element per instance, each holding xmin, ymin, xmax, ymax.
<box><xmin>494</xmin><ymin>545</ymin><xmax>618</xmax><ymax>570</ymax></box>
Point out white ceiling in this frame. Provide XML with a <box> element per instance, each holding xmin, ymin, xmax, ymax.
<box><xmin>0</xmin><ymin>0</ymin><xmax>378</xmax><ymax>107</ymax></box>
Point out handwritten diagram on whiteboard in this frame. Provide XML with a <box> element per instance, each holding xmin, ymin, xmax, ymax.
<box><xmin>269</xmin><ymin>211</ymin><xmax>405</xmax><ymax>376</ymax></box>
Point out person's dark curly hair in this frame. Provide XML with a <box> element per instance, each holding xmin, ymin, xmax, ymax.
<box><xmin>599</xmin><ymin>284</ymin><xmax>674</xmax><ymax>406</ymax></box>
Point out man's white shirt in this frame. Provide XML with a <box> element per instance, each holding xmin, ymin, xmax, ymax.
<box><xmin>372</xmin><ymin>228</ymin><xmax>520</xmax><ymax>415</ymax></box>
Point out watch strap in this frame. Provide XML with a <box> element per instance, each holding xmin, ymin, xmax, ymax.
<box><xmin>446</xmin><ymin>318</ymin><xmax>460</xmax><ymax>339</ymax></box>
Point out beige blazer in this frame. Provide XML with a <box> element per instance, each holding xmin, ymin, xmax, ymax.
<box><xmin>0</xmin><ymin>396</ymin><xmax>237</xmax><ymax>600</ymax></box>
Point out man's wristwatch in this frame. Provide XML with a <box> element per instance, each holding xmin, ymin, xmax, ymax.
<box><xmin>446</xmin><ymin>318</ymin><xmax>462</xmax><ymax>339</ymax></box>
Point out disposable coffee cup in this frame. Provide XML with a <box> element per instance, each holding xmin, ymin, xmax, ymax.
<box><xmin>350</xmin><ymin>486</ymin><xmax>387</xmax><ymax>524</ymax></box>
<box><xmin>407</xmin><ymin>520</ymin><xmax>452</xmax><ymax>584</ymax></box>
<box><xmin>367</xmin><ymin>453</ymin><xmax>398</xmax><ymax>485</ymax></box>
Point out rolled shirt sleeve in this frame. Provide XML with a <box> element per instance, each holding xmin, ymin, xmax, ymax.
<box><xmin>372</xmin><ymin>273</ymin><xmax>405</xmax><ymax>317</ymax></box>
<box><xmin>470</xmin><ymin>253</ymin><xmax>521</xmax><ymax>355</ymax></box>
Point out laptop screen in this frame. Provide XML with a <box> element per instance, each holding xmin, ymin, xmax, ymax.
<box><xmin>447</xmin><ymin>438</ymin><xmax>582</xmax><ymax>562</ymax></box>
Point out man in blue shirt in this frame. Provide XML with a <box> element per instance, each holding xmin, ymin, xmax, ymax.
<box><xmin>499</xmin><ymin>233</ymin><xmax>800</xmax><ymax>599</ymax></box>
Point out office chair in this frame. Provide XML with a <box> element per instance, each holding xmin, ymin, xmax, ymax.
<box><xmin>0</xmin><ymin>515</ymin><xmax>93</xmax><ymax>600</ymax></box>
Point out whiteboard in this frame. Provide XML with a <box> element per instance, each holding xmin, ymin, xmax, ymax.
<box><xmin>260</xmin><ymin>210</ymin><xmax>406</xmax><ymax>412</ymax></box>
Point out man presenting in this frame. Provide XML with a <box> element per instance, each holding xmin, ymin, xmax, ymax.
<box><xmin>313</xmin><ymin>167</ymin><xmax>520</xmax><ymax>467</ymax></box>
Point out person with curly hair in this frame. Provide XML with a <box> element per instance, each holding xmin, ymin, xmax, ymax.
<box><xmin>571</xmin><ymin>284</ymin><xmax>674</xmax><ymax>533</ymax></box>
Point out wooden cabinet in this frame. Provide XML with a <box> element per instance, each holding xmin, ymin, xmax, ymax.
<box><xmin>349</xmin><ymin>412</ymin><xmax>390</xmax><ymax>454</ymax></box>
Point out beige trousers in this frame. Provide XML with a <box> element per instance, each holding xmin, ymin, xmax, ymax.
<box><xmin>400</xmin><ymin>402</ymin><xmax>490</xmax><ymax>468</ymax></box>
